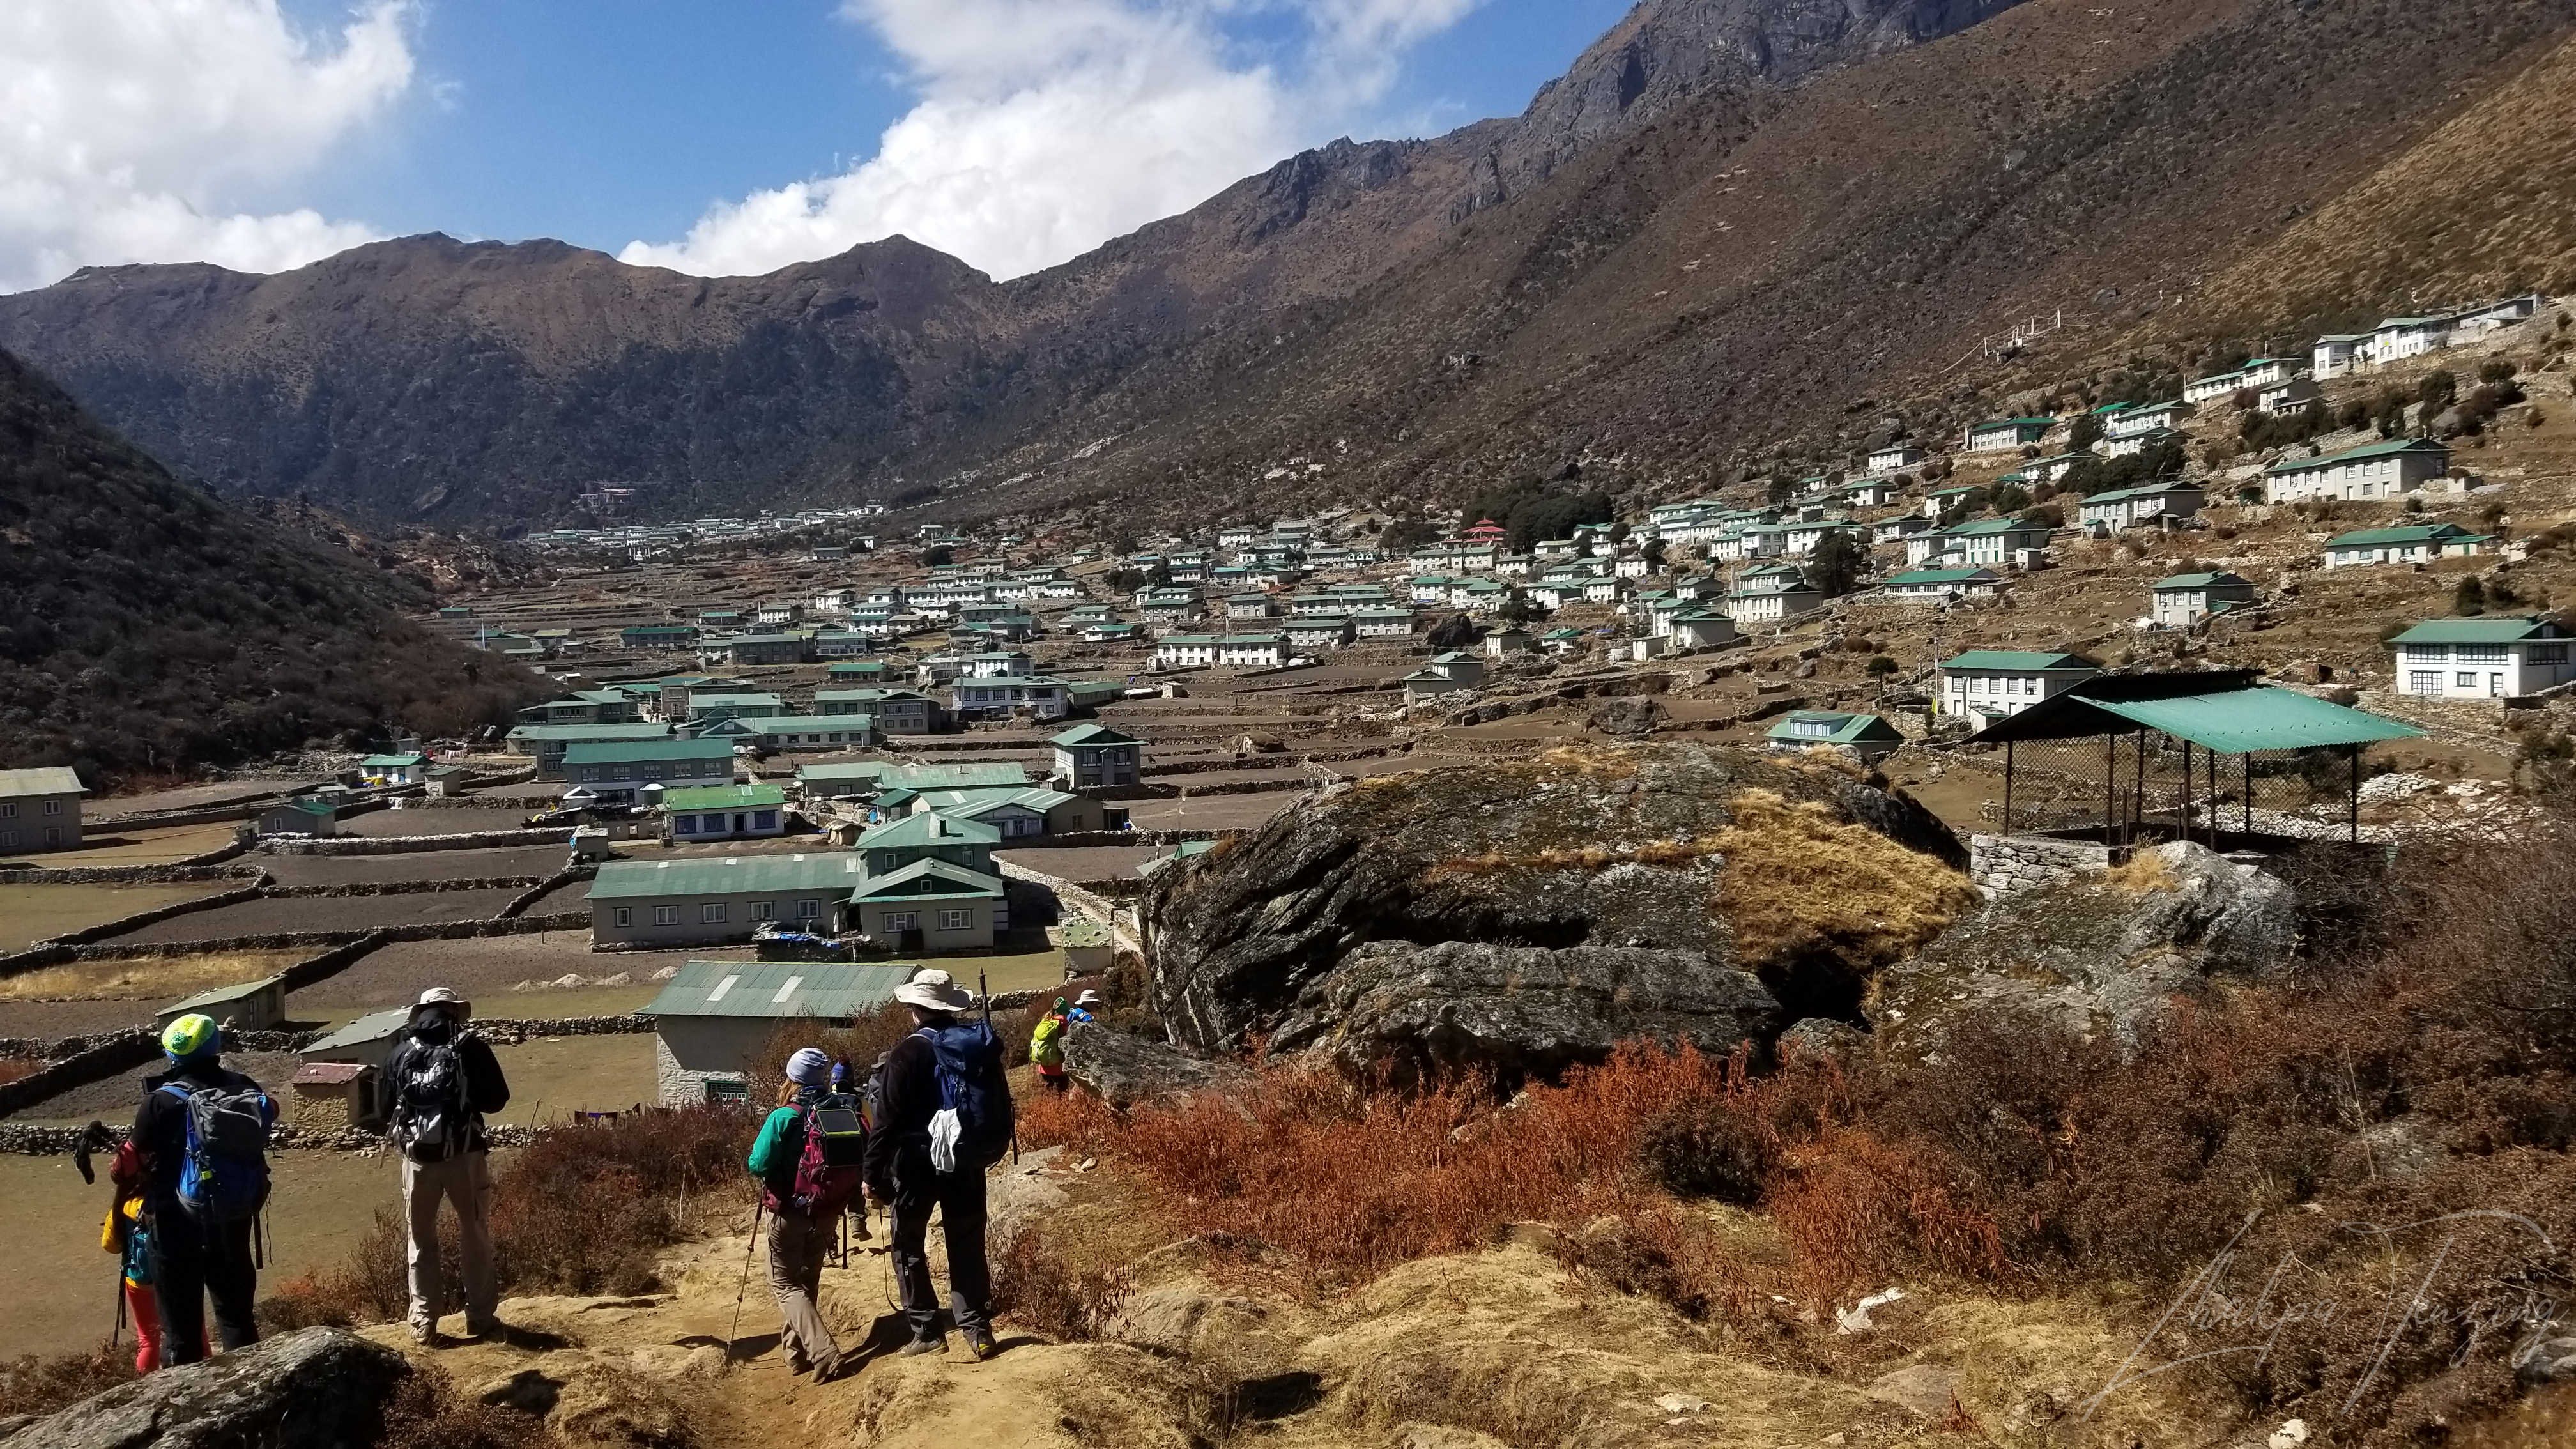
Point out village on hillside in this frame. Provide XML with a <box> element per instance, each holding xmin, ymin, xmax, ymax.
<box><xmin>8</xmin><ymin>290</ymin><xmax>2576</xmax><ymax>1438</ymax></box>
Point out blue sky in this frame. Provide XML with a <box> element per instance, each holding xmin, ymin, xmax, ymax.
<box><xmin>50</xmin><ymin>0</ymin><xmax>1628</xmax><ymax>290</ymax></box>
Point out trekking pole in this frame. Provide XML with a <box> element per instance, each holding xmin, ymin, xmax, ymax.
<box><xmin>726</xmin><ymin>1200</ymin><xmax>764</xmax><ymax>1355</ymax></box>
<box><xmin>981</xmin><ymin>972</ymin><xmax>1017</xmax><ymax>1165</ymax></box>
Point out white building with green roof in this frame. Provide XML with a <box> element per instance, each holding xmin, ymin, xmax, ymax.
<box><xmin>1963</xmin><ymin>417</ymin><xmax>2055</xmax><ymax>453</ymax></box>
<box><xmin>2320</xmin><ymin>523</ymin><xmax>2492</xmax><ymax>569</ymax></box>
<box><xmin>661</xmin><ymin>783</ymin><xmax>788</xmax><ymax>842</ymax></box>
<box><xmin>1937</xmin><ymin>650</ymin><xmax>2099</xmax><ymax>719</ymax></box>
<box><xmin>1765</xmin><ymin>710</ymin><xmax>1906</xmax><ymax>763</ymax></box>
<box><xmin>2150</xmin><ymin>571</ymin><xmax>2257</xmax><ymax>627</ymax></box>
<box><xmin>639</xmin><ymin>961</ymin><xmax>919</xmax><ymax>1104</ymax></box>
<box><xmin>2387</xmin><ymin>617</ymin><xmax>2576</xmax><ymax>698</ymax></box>
<box><xmin>2265</xmin><ymin>438</ymin><xmax>2450</xmax><ymax>503</ymax></box>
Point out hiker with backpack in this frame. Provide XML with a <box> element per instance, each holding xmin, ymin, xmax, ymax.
<box><xmin>378</xmin><ymin>986</ymin><xmax>512</xmax><ymax>1346</ymax></box>
<box><xmin>1029</xmin><ymin>998</ymin><xmax>1071</xmax><ymax>1094</ymax></box>
<box><xmin>128</xmin><ymin>1013</ymin><xmax>276</xmax><ymax>1365</ymax></box>
<box><xmin>745</xmin><ymin>1047</ymin><xmax>866</xmax><ymax>1380</ymax></box>
<box><xmin>864</xmin><ymin>969</ymin><xmax>1015</xmax><ymax>1360</ymax></box>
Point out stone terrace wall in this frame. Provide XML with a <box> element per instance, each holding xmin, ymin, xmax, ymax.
<box><xmin>1968</xmin><ymin>832</ymin><xmax>2125</xmax><ymax>898</ymax></box>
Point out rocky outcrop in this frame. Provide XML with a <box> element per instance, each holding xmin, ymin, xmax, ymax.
<box><xmin>0</xmin><ymin>1326</ymin><xmax>408</xmax><ymax>1448</ymax></box>
<box><xmin>1144</xmin><ymin>744</ymin><xmax>1963</xmax><ymax>1059</ymax></box>
<box><xmin>1061</xmin><ymin>1021</ymin><xmax>1254</xmax><ymax>1110</ymax></box>
<box><xmin>1268</xmin><ymin>940</ymin><xmax>1782</xmax><ymax>1086</ymax></box>
<box><xmin>1871</xmin><ymin>841</ymin><xmax>2297</xmax><ymax>1057</ymax></box>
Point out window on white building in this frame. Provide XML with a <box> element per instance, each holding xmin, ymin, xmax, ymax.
<box><xmin>795</xmin><ymin>899</ymin><xmax>821</xmax><ymax>919</ymax></box>
<box><xmin>884</xmin><ymin>912</ymin><xmax>917</xmax><ymax>933</ymax></box>
<box><xmin>2408</xmin><ymin>671</ymin><xmax>2442</xmax><ymax>694</ymax></box>
<box><xmin>2457</xmin><ymin>645</ymin><xmax>2509</xmax><ymax>664</ymax></box>
<box><xmin>2455</xmin><ymin>672</ymin><xmax>2479</xmax><ymax>689</ymax></box>
<box><xmin>701</xmin><ymin>903</ymin><xmax>728</xmax><ymax>924</ymax></box>
<box><xmin>749</xmin><ymin>901</ymin><xmax>774</xmax><ymax>921</ymax></box>
<box><xmin>2534</xmin><ymin>645</ymin><xmax>2570</xmax><ymax>665</ymax></box>
<box><xmin>939</xmin><ymin>909</ymin><xmax>974</xmax><ymax>931</ymax></box>
<box><xmin>613</xmin><ymin>908</ymin><xmax>632</xmax><ymax>928</ymax></box>
<box><xmin>654</xmin><ymin>905</ymin><xmax>681</xmax><ymax>926</ymax></box>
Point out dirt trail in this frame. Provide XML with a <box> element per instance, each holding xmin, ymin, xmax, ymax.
<box><xmin>355</xmin><ymin>1147</ymin><xmax>2220</xmax><ymax>1448</ymax></box>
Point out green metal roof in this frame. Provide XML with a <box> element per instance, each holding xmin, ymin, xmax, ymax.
<box><xmin>360</xmin><ymin>753</ymin><xmax>425</xmax><ymax>768</ymax></box>
<box><xmin>1942</xmin><ymin>650</ymin><xmax>2096</xmax><ymax>672</ymax></box>
<box><xmin>1765</xmin><ymin>711</ymin><xmax>1903</xmax><ymax>746</ymax></box>
<box><xmin>1945</xmin><ymin>518</ymin><xmax>2051</xmax><ymax>537</ymax></box>
<box><xmin>562</xmin><ymin>739</ymin><xmax>736</xmax><ymax>765</ymax></box>
<box><xmin>2325</xmin><ymin>525</ymin><xmax>2488</xmax><ymax>549</ymax></box>
<box><xmin>588</xmin><ymin>852</ymin><xmax>866</xmax><ymax>900</ymax></box>
<box><xmin>2266</xmin><ymin>437</ymin><xmax>2448</xmax><ymax>475</ymax></box>
<box><xmin>913</xmin><ymin>786</ymin><xmax>1080</xmax><ymax>815</ymax></box>
<box><xmin>659</xmin><ymin>783</ymin><xmax>788</xmax><ymax>811</ymax></box>
<box><xmin>302</xmin><ymin>1006</ymin><xmax>412</xmax><ymax>1054</ymax></box>
<box><xmin>638</xmin><ymin>961</ymin><xmax>917</xmax><ymax>1020</ymax></box>
<box><xmin>1888</xmin><ymin>568</ymin><xmax>1997</xmax><ymax>585</ymax></box>
<box><xmin>857</xmin><ymin>810</ymin><xmax>1003</xmax><ymax>849</ymax></box>
<box><xmin>2153</xmin><ymin>572</ymin><xmax>2251</xmax><ymax>590</ymax></box>
<box><xmin>849</xmin><ymin>857</ymin><xmax>1008</xmax><ymax>901</ymax></box>
<box><xmin>162</xmin><ymin>973</ymin><xmax>285</xmax><ymax>1015</ymax></box>
<box><xmin>1052</xmin><ymin>723</ymin><xmax>1140</xmax><ymax>748</ymax></box>
<box><xmin>878</xmin><ymin>763</ymin><xmax>1029</xmax><ymax>792</ymax></box>
<box><xmin>2388</xmin><ymin>617</ymin><xmax>2563</xmax><ymax>644</ymax></box>
<box><xmin>1968</xmin><ymin>674</ymin><xmax>2422</xmax><ymax>752</ymax></box>
<box><xmin>797</xmin><ymin>762</ymin><xmax>887</xmax><ymax>783</ymax></box>
<box><xmin>2077</xmin><ymin>687</ymin><xmax>2421</xmax><ymax>753</ymax></box>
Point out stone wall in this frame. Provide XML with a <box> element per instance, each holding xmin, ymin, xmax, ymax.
<box><xmin>261</xmin><ymin>827</ymin><xmax>576</xmax><ymax>856</ymax></box>
<box><xmin>1968</xmin><ymin>832</ymin><xmax>2127</xmax><ymax>898</ymax></box>
<box><xmin>500</xmin><ymin>866</ymin><xmax>594</xmax><ymax>919</ymax></box>
<box><xmin>0</xmin><ymin>863</ymin><xmax>263</xmax><ymax>887</ymax></box>
<box><xmin>0</xmin><ymin>1029</ymin><xmax>159</xmax><ymax>1117</ymax></box>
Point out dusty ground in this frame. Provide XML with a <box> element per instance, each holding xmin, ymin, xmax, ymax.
<box><xmin>259</xmin><ymin>845</ymin><xmax>569</xmax><ymax>888</ymax></box>
<box><xmin>0</xmin><ymin>883</ymin><xmax>227</xmax><ymax>952</ymax></box>
<box><xmin>484</xmin><ymin>1034</ymin><xmax>659</xmax><ymax>1126</ymax></box>
<box><xmin>283</xmin><ymin>931</ymin><xmax>715</xmax><ymax>1018</ymax></box>
<box><xmin>325</xmin><ymin>1146</ymin><xmax>2228</xmax><ymax>1449</ymax></box>
<box><xmin>0</xmin><ymin>822</ymin><xmax>245</xmax><ymax>869</ymax></box>
<box><xmin>103</xmin><ymin>889</ymin><xmax>527</xmax><ymax>945</ymax></box>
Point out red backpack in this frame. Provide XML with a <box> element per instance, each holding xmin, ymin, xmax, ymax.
<box><xmin>763</xmin><ymin>1096</ymin><xmax>866</xmax><ymax>1217</ymax></box>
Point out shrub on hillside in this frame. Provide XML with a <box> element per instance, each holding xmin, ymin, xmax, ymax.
<box><xmin>0</xmin><ymin>1343</ymin><xmax>134</xmax><ymax>1421</ymax></box>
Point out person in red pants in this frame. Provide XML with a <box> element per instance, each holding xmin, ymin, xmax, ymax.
<box><xmin>101</xmin><ymin>1144</ymin><xmax>204</xmax><ymax>1372</ymax></box>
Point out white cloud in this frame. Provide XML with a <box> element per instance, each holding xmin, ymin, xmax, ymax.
<box><xmin>0</xmin><ymin>0</ymin><xmax>415</xmax><ymax>293</ymax></box>
<box><xmin>622</xmin><ymin>0</ymin><xmax>1487</xmax><ymax>282</ymax></box>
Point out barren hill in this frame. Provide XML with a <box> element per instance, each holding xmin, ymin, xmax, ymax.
<box><xmin>0</xmin><ymin>346</ymin><xmax>546</xmax><ymax>781</ymax></box>
<box><xmin>4</xmin><ymin>0</ymin><xmax>2576</xmax><ymax>531</ymax></box>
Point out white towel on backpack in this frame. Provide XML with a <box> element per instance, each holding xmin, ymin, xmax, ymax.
<box><xmin>928</xmin><ymin>1107</ymin><xmax>963</xmax><ymax>1174</ymax></box>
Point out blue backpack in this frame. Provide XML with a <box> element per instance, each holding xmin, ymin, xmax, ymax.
<box><xmin>917</xmin><ymin>1023</ymin><xmax>1014</xmax><ymax>1172</ymax></box>
<box><xmin>159</xmin><ymin>1078</ymin><xmax>273</xmax><ymax>1224</ymax></box>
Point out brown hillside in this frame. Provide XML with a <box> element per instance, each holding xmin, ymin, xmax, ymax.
<box><xmin>993</xmin><ymin>0</ymin><xmax>2576</xmax><ymax>525</ymax></box>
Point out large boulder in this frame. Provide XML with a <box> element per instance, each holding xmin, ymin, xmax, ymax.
<box><xmin>1144</xmin><ymin>745</ymin><xmax>1967</xmax><ymax>1062</ymax></box>
<box><xmin>1871</xmin><ymin>840</ymin><xmax>2297</xmax><ymax>1057</ymax></box>
<box><xmin>1268</xmin><ymin>940</ymin><xmax>1782</xmax><ymax>1085</ymax></box>
<box><xmin>0</xmin><ymin>1326</ymin><xmax>408</xmax><ymax>1449</ymax></box>
<box><xmin>1062</xmin><ymin>1020</ymin><xmax>1255</xmax><ymax>1109</ymax></box>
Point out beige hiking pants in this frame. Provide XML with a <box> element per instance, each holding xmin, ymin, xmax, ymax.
<box><xmin>401</xmin><ymin>1150</ymin><xmax>497</xmax><ymax>1332</ymax></box>
<box><xmin>767</xmin><ymin>1208</ymin><xmax>841</xmax><ymax>1371</ymax></box>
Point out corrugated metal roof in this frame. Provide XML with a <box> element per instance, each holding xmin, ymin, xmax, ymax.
<box><xmin>660</xmin><ymin>784</ymin><xmax>788</xmax><ymax>811</ymax></box>
<box><xmin>0</xmin><ymin>765</ymin><xmax>86</xmax><ymax>798</ymax></box>
<box><xmin>302</xmin><ymin>1006</ymin><xmax>412</xmax><ymax>1055</ymax></box>
<box><xmin>588</xmin><ymin>852</ymin><xmax>866</xmax><ymax>900</ymax></box>
<box><xmin>2267</xmin><ymin>437</ymin><xmax>2447</xmax><ymax>475</ymax></box>
<box><xmin>162</xmin><ymin>974</ymin><xmax>284</xmax><ymax>1014</ymax></box>
<box><xmin>638</xmin><ymin>961</ymin><xmax>917</xmax><ymax>1020</ymax></box>
<box><xmin>1942</xmin><ymin>650</ymin><xmax>2096</xmax><ymax>672</ymax></box>
<box><xmin>562</xmin><ymin>739</ymin><xmax>736</xmax><ymax>765</ymax></box>
<box><xmin>2389</xmin><ymin>617</ymin><xmax>2561</xmax><ymax>644</ymax></box>
<box><xmin>2080</xmin><ymin>688</ymin><xmax>2423</xmax><ymax>752</ymax></box>
<box><xmin>850</xmin><ymin>857</ymin><xmax>1007</xmax><ymax>901</ymax></box>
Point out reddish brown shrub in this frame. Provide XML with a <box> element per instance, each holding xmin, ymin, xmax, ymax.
<box><xmin>0</xmin><ymin>1342</ymin><xmax>135</xmax><ymax>1420</ymax></box>
<box><xmin>992</xmin><ymin>1222</ymin><xmax>1133</xmax><ymax>1342</ymax></box>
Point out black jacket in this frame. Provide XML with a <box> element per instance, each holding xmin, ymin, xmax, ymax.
<box><xmin>377</xmin><ymin>1015</ymin><xmax>510</xmax><ymax>1158</ymax></box>
<box><xmin>862</xmin><ymin>1032</ymin><xmax>935</xmax><ymax>1193</ymax></box>
<box><xmin>131</xmin><ymin>1058</ymin><xmax>269</xmax><ymax>1209</ymax></box>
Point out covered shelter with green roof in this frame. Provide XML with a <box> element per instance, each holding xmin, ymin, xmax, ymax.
<box><xmin>639</xmin><ymin>960</ymin><xmax>921</xmax><ymax>1103</ymax></box>
<box><xmin>1766</xmin><ymin>710</ymin><xmax>1905</xmax><ymax>763</ymax></box>
<box><xmin>1965</xmin><ymin>670</ymin><xmax>2422</xmax><ymax>846</ymax></box>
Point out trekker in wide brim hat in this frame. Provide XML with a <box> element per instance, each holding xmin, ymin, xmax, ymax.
<box><xmin>893</xmin><ymin>970</ymin><xmax>974</xmax><ymax>1014</ymax></box>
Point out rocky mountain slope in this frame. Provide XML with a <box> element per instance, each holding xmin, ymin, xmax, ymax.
<box><xmin>4</xmin><ymin>0</ymin><xmax>2575</xmax><ymax>532</ymax></box>
<box><xmin>0</xmin><ymin>346</ymin><xmax>547</xmax><ymax>781</ymax></box>
<box><xmin>0</xmin><ymin>0</ymin><xmax>2026</xmax><ymax>528</ymax></box>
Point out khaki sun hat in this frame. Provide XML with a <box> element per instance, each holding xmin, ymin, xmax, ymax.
<box><xmin>894</xmin><ymin>969</ymin><xmax>974</xmax><ymax>1013</ymax></box>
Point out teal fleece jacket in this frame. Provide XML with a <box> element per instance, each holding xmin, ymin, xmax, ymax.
<box><xmin>747</xmin><ymin>1105</ymin><xmax>804</xmax><ymax>1177</ymax></box>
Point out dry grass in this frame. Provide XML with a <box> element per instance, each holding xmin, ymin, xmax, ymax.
<box><xmin>2096</xmin><ymin>850</ymin><xmax>2180</xmax><ymax>894</ymax></box>
<box><xmin>1706</xmin><ymin>788</ymin><xmax>1979</xmax><ymax>970</ymax></box>
<box><xmin>0</xmin><ymin>1057</ymin><xmax>36</xmax><ymax>1085</ymax></box>
<box><xmin>0</xmin><ymin>1342</ymin><xmax>134</xmax><ymax>1421</ymax></box>
<box><xmin>0</xmin><ymin>949</ymin><xmax>308</xmax><ymax>1003</ymax></box>
<box><xmin>1425</xmin><ymin>836</ymin><xmax>1720</xmax><ymax>878</ymax></box>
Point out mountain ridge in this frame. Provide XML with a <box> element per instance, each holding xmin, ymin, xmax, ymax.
<box><xmin>0</xmin><ymin>0</ymin><xmax>2033</xmax><ymax>527</ymax></box>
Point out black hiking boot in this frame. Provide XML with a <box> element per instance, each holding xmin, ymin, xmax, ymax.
<box><xmin>898</xmin><ymin>1335</ymin><xmax>946</xmax><ymax>1358</ymax></box>
<box><xmin>962</xmin><ymin>1325</ymin><xmax>998</xmax><ymax>1361</ymax></box>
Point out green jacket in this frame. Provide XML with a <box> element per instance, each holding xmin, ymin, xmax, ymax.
<box><xmin>746</xmin><ymin>1105</ymin><xmax>804</xmax><ymax>1178</ymax></box>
